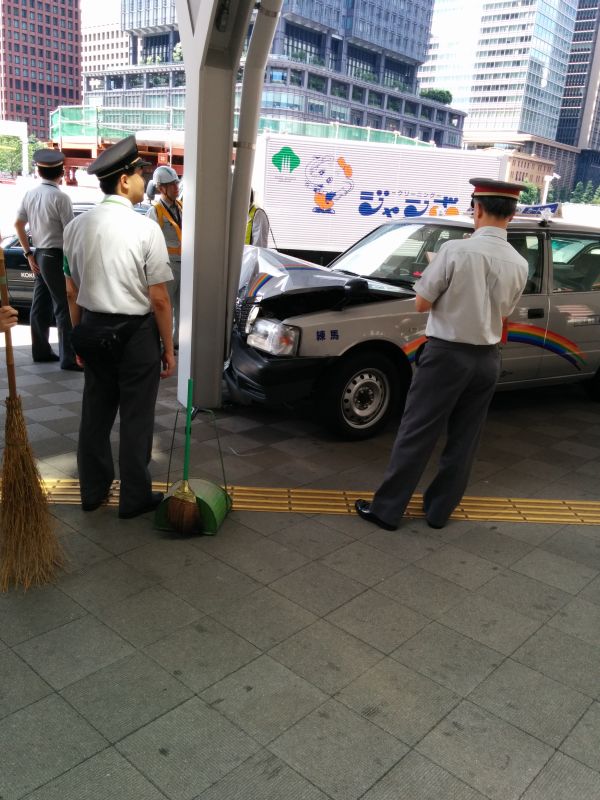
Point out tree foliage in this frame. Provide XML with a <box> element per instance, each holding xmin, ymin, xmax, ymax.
<box><xmin>0</xmin><ymin>134</ymin><xmax>44</xmax><ymax>175</ymax></box>
<box><xmin>582</xmin><ymin>180</ymin><xmax>595</xmax><ymax>204</ymax></box>
<box><xmin>570</xmin><ymin>181</ymin><xmax>585</xmax><ymax>203</ymax></box>
<box><xmin>519</xmin><ymin>182</ymin><xmax>540</xmax><ymax>204</ymax></box>
<box><xmin>419</xmin><ymin>88</ymin><xmax>453</xmax><ymax>105</ymax></box>
<box><xmin>0</xmin><ymin>135</ymin><xmax>24</xmax><ymax>175</ymax></box>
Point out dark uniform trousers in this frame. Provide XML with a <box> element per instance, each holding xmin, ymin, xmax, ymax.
<box><xmin>30</xmin><ymin>248</ymin><xmax>77</xmax><ymax>367</ymax></box>
<box><xmin>371</xmin><ymin>337</ymin><xmax>501</xmax><ymax>528</ymax></box>
<box><xmin>77</xmin><ymin>312</ymin><xmax>161</xmax><ymax>515</ymax></box>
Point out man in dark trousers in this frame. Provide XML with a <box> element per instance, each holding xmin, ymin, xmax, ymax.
<box><xmin>356</xmin><ymin>177</ymin><xmax>529</xmax><ymax>531</ymax></box>
<box><xmin>63</xmin><ymin>136</ymin><xmax>175</xmax><ymax>518</ymax></box>
<box><xmin>14</xmin><ymin>149</ymin><xmax>79</xmax><ymax>369</ymax></box>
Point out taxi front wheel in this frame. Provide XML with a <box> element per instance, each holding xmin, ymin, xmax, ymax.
<box><xmin>319</xmin><ymin>351</ymin><xmax>405</xmax><ymax>439</ymax></box>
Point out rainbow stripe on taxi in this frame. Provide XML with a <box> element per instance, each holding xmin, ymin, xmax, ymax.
<box><xmin>402</xmin><ymin>325</ymin><xmax>586</xmax><ymax>371</ymax></box>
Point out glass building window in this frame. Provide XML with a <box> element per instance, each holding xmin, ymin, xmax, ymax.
<box><xmin>267</xmin><ymin>67</ymin><xmax>286</xmax><ymax>84</ymax></box>
<box><xmin>330</xmin><ymin>103</ymin><xmax>349</xmax><ymax>122</ymax></box>
<box><xmin>330</xmin><ymin>80</ymin><xmax>348</xmax><ymax>99</ymax></box>
<box><xmin>352</xmin><ymin>85</ymin><xmax>365</xmax><ymax>103</ymax></box>
<box><xmin>307</xmin><ymin>99</ymin><xmax>326</xmax><ymax>116</ymax></box>
<box><xmin>284</xmin><ymin>22</ymin><xmax>323</xmax><ymax>65</ymax></box>
<box><xmin>368</xmin><ymin>90</ymin><xmax>383</xmax><ymax>108</ymax></box>
<box><xmin>307</xmin><ymin>73</ymin><xmax>327</xmax><ymax>93</ymax></box>
<box><xmin>290</xmin><ymin>68</ymin><xmax>304</xmax><ymax>87</ymax></box>
<box><xmin>144</xmin><ymin>93</ymin><xmax>167</xmax><ymax>108</ymax></box>
<box><xmin>262</xmin><ymin>89</ymin><xmax>304</xmax><ymax>111</ymax></box>
<box><xmin>347</xmin><ymin>44</ymin><xmax>377</xmax><ymax>82</ymax></box>
<box><xmin>126</xmin><ymin>73</ymin><xmax>144</xmax><ymax>89</ymax></box>
<box><xmin>387</xmin><ymin>96</ymin><xmax>402</xmax><ymax>113</ymax></box>
<box><xmin>148</xmin><ymin>72</ymin><xmax>168</xmax><ymax>88</ymax></box>
<box><xmin>173</xmin><ymin>71</ymin><xmax>185</xmax><ymax>87</ymax></box>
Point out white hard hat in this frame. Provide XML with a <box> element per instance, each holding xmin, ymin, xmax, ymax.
<box><xmin>152</xmin><ymin>165</ymin><xmax>179</xmax><ymax>186</ymax></box>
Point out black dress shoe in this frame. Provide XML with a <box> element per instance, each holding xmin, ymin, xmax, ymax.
<box><xmin>118</xmin><ymin>491</ymin><xmax>164</xmax><ymax>519</ymax></box>
<box><xmin>354</xmin><ymin>499</ymin><xmax>397</xmax><ymax>531</ymax></box>
<box><xmin>61</xmin><ymin>364</ymin><xmax>84</xmax><ymax>372</ymax></box>
<box><xmin>426</xmin><ymin>520</ymin><xmax>445</xmax><ymax>530</ymax></box>
<box><xmin>81</xmin><ymin>496</ymin><xmax>108</xmax><ymax>512</ymax></box>
<box><xmin>33</xmin><ymin>354</ymin><xmax>60</xmax><ymax>363</ymax></box>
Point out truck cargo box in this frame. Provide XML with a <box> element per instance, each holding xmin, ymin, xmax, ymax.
<box><xmin>252</xmin><ymin>133</ymin><xmax>509</xmax><ymax>258</ymax></box>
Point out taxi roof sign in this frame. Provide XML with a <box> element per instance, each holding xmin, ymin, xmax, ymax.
<box><xmin>516</xmin><ymin>201</ymin><xmax>561</xmax><ymax>217</ymax></box>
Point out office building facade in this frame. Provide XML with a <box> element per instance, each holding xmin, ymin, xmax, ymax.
<box><xmin>0</xmin><ymin>0</ymin><xmax>81</xmax><ymax>140</ymax></box>
<box><xmin>555</xmin><ymin>0</ymin><xmax>600</xmax><ymax>187</ymax></box>
<box><xmin>82</xmin><ymin>24</ymin><xmax>130</xmax><ymax>80</ymax></box>
<box><xmin>419</xmin><ymin>0</ymin><xmax>578</xmax><ymax>140</ymax></box>
<box><xmin>81</xmin><ymin>0</ymin><xmax>465</xmax><ymax>147</ymax></box>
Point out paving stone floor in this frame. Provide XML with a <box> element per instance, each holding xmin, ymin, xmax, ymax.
<box><xmin>1</xmin><ymin>334</ymin><xmax>600</xmax><ymax>799</ymax></box>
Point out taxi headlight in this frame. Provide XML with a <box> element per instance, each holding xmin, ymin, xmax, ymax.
<box><xmin>247</xmin><ymin>318</ymin><xmax>300</xmax><ymax>356</ymax></box>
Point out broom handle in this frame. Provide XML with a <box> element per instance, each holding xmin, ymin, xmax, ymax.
<box><xmin>183</xmin><ymin>377</ymin><xmax>193</xmax><ymax>482</ymax></box>
<box><xmin>0</xmin><ymin>248</ymin><xmax>17</xmax><ymax>400</ymax></box>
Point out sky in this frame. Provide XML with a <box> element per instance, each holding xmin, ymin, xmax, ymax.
<box><xmin>80</xmin><ymin>0</ymin><xmax>121</xmax><ymax>27</ymax></box>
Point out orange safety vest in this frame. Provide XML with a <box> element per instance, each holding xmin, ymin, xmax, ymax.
<box><xmin>154</xmin><ymin>199</ymin><xmax>183</xmax><ymax>256</ymax></box>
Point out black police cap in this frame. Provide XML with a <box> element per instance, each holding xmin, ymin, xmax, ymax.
<box><xmin>33</xmin><ymin>148</ymin><xmax>65</xmax><ymax>168</ymax></box>
<box><xmin>87</xmin><ymin>135</ymin><xmax>152</xmax><ymax>180</ymax></box>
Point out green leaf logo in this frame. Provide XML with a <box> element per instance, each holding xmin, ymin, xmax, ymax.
<box><xmin>272</xmin><ymin>147</ymin><xmax>300</xmax><ymax>173</ymax></box>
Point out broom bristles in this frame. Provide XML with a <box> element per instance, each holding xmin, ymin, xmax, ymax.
<box><xmin>166</xmin><ymin>482</ymin><xmax>202</xmax><ymax>536</ymax></box>
<box><xmin>0</xmin><ymin>397</ymin><xmax>64</xmax><ymax>591</ymax></box>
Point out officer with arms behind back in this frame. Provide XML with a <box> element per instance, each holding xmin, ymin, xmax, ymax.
<box><xmin>14</xmin><ymin>149</ymin><xmax>79</xmax><ymax>369</ymax></box>
<box><xmin>63</xmin><ymin>136</ymin><xmax>175</xmax><ymax>518</ymax></box>
<box><xmin>356</xmin><ymin>177</ymin><xmax>528</xmax><ymax>531</ymax></box>
<box><xmin>146</xmin><ymin>165</ymin><xmax>182</xmax><ymax>349</ymax></box>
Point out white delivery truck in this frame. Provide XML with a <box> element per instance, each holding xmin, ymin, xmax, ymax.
<box><xmin>251</xmin><ymin>133</ymin><xmax>509</xmax><ymax>262</ymax></box>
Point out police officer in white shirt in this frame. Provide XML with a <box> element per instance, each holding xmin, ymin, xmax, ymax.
<box><xmin>14</xmin><ymin>149</ymin><xmax>79</xmax><ymax>369</ymax></box>
<box><xmin>356</xmin><ymin>177</ymin><xmax>528</xmax><ymax>531</ymax></box>
<box><xmin>63</xmin><ymin>136</ymin><xmax>175</xmax><ymax>519</ymax></box>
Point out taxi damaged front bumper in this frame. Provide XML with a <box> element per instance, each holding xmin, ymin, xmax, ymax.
<box><xmin>225</xmin><ymin>330</ymin><xmax>335</xmax><ymax>405</ymax></box>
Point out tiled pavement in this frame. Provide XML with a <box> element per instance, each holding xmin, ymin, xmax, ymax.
<box><xmin>1</xmin><ymin>334</ymin><xmax>600</xmax><ymax>800</ymax></box>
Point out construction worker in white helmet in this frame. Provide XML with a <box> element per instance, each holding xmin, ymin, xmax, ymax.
<box><xmin>146</xmin><ymin>165</ymin><xmax>182</xmax><ymax>349</ymax></box>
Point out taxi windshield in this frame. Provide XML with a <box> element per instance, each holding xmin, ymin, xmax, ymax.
<box><xmin>329</xmin><ymin>221</ymin><xmax>473</xmax><ymax>286</ymax></box>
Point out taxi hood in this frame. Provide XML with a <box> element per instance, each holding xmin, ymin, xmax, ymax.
<box><xmin>239</xmin><ymin>246</ymin><xmax>413</xmax><ymax>318</ymax></box>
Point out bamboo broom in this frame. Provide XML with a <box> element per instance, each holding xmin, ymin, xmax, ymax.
<box><xmin>166</xmin><ymin>378</ymin><xmax>202</xmax><ymax>535</ymax></box>
<box><xmin>0</xmin><ymin>248</ymin><xmax>64</xmax><ymax>591</ymax></box>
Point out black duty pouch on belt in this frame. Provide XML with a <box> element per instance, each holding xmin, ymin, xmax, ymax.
<box><xmin>71</xmin><ymin>313</ymin><xmax>150</xmax><ymax>363</ymax></box>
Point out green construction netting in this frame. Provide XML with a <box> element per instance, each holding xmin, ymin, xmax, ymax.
<box><xmin>51</xmin><ymin>106</ymin><xmax>434</xmax><ymax>149</ymax></box>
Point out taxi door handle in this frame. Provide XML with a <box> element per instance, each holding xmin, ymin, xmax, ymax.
<box><xmin>527</xmin><ymin>308</ymin><xmax>545</xmax><ymax>319</ymax></box>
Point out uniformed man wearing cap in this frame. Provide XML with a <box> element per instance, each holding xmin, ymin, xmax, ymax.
<box><xmin>146</xmin><ymin>165</ymin><xmax>182</xmax><ymax>349</ymax></box>
<box><xmin>62</xmin><ymin>136</ymin><xmax>175</xmax><ymax>518</ymax></box>
<box><xmin>14</xmin><ymin>149</ymin><xmax>79</xmax><ymax>369</ymax></box>
<box><xmin>356</xmin><ymin>177</ymin><xmax>529</xmax><ymax>531</ymax></box>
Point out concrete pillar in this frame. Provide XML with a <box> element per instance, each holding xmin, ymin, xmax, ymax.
<box><xmin>175</xmin><ymin>0</ymin><xmax>262</xmax><ymax>409</ymax></box>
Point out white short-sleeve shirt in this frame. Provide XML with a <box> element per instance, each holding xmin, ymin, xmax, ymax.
<box><xmin>415</xmin><ymin>226</ymin><xmax>528</xmax><ymax>345</ymax></box>
<box><xmin>63</xmin><ymin>195</ymin><xmax>173</xmax><ymax>315</ymax></box>
<box><xmin>15</xmin><ymin>180</ymin><xmax>73</xmax><ymax>248</ymax></box>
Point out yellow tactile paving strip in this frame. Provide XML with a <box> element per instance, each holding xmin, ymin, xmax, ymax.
<box><xmin>22</xmin><ymin>479</ymin><xmax>600</xmax><ymax>526</ymax></box>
